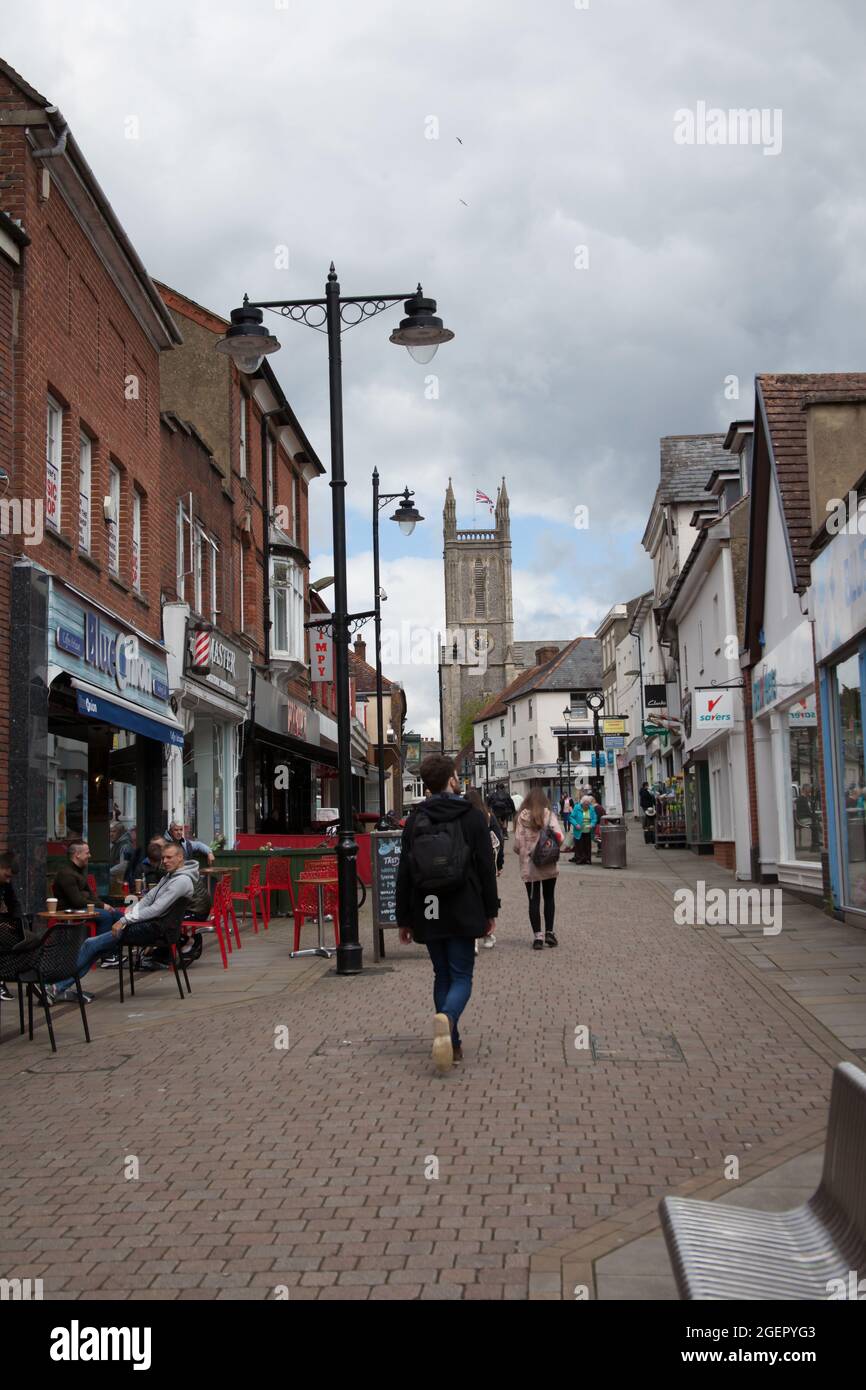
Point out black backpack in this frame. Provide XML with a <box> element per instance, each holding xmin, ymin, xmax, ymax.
<box><xmin>531</xmin><ymin>818</ymin><xmax>561</xmax><ymax>868</ymax></box>
<box><xmin>182</xmin><ymin>866</ymin><xmax>211</xmax><ymax>921</ymax></box>
<box><xmin>409</xmin><ymin>809</ymin><xmax>471</xmax><ymax>894</ymax></box>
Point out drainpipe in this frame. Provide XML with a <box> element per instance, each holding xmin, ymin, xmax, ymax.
<box><xmin>260</xmin><ymin>406</ymin><xmax>286</xmax><ymax>667</ymax></box>
<box><xmin>30</xmin><ymin>106</ymin><xmax>69</xmax><ymax>158</ymax></box>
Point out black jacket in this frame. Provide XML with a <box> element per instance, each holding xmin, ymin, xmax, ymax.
<box><xmin>490</xmin><ymin>792</ymin><xmax>515</xmax><ymax>819</ymax></box>
<box><xmin>53</xmin><ymin>861</ymin><xmax>106</xmax><ymax>910</ymax></box>
<box><xmin>396</xmin><ymin>795</ymin><xmax>499</xmax><ymax>942</ymax></box>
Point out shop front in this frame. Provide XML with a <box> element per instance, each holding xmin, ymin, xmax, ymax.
<box><xmin>812</xmin><ymin>527</ymin><xmax>866</xmax><ymax>919</ymax></box>
<box><xmin>162</xmin><ymin>605</ymin><xmax>250</xmax><ymax>850</ymax></box>
<box><xmin>750</xmin><ymin>618</ymin><xmax>821</xmax><ymax>893</ymax></box>
<box><xmin>9</xmin><ymin>568</ymin><xmax>183</xmax><ymax>908</ymax></box>
<box><xmin>243</xmin><ymin>677</ymin><xmax>336</xmax><ymax>835</ymax></box>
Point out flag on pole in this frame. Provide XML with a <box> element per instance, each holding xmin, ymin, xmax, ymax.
<box><xmin>475</xmin><ymin>489</ymin><xmax>494</xmax><ymax>514</ymax></box>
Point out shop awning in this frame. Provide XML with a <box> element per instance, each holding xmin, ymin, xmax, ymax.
<box><xmin>72</xmin><ymin>682</ymin><xmax>185</xmax><ymax>746</ymax></box>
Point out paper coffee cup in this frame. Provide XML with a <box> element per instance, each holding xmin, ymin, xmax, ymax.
<box><xmin>46</xmin><ymin>898</ymin><xmax>58</xmax><ymax>911</ymax></box>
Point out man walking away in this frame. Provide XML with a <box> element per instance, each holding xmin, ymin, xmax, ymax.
<box><xmin>397</xmin><ymin>755</ymin><xmax>498</xmax><ymax>1072</ymax></box>
<box><xmin>489</xmin><ymin>784</ymin><xmax>516</xmax><ymax>836</ymax></box>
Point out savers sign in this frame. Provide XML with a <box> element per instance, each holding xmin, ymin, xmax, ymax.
<box><xmin>695</xmin><ymin>688</ymin><xmax>733</xmax><ymax>729</ymax></box>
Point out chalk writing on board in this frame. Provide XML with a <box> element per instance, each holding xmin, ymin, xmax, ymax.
<box><xmin>372</xmin><ymin>834</ymin><xmax>402</xmax><ymax>927</ymax></box>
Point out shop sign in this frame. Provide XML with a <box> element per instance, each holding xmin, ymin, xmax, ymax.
<box><xmin>603</xmin><ymin>735</ymin><xmax>625</xmax><ymax>749</ymax></box>
<box><xmin>310</xmin><ymin>617</ymin><xmax>333</xmax><ymax>683</ymax></box>
<box><xmin>287</xmin><ymin>698</ymin><xmax>308</xmax><ymax>739</ymax></box>
<box><xmin>788</xmin><ymin>694</ymin><xmax>817</xmax><ymax>726</ymax></box>
<box><xmin>185</xmin><ymin>626</ymin><xmax>250</xmax><ymax>705</ymax></box>
<box><xmin>695</xmin><ymin>688</ymin><xmax>733</xmax><ymax>727</ymax></box>
<box><xmin>51</xmin><ymin>589</ymin><xmax>169</xmax><ymax>708</ymax></box>
<box><xmin>752</xmin><ymin>668</ymin><xmax>777</xmax><ymax>714</ymax></box>
<box><xmin>644</xmin><ymin>684</ymin><xmax>666</xmax><ymax>708</ymax></box>
<box><xmin>603</xmin><ymin>718</ymin><xmax>626</xmax><ymax>735</ymax></box>
<box><xmin>812</xmin><ymin>525</ymin><xmax>866</xmax><ymax>662</ymax></box>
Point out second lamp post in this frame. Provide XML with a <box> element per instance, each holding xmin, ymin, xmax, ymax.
<box><xmin>372</xmin><ymin>471</ymin><xmax>423</xmax><ymax>828</ymax></box>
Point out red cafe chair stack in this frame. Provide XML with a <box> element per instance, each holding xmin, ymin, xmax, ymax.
<box><xmin>292</xmin><ymin>856</ymin><xmax>341</xmax><ymax>952</ymax></box>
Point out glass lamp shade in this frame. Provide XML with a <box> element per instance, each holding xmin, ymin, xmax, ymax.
<box><xmin>397</xmin><ymin>517</ymin><xmax>416</xmax><ymax>535</ymax></box>
<box><xmin>406</xmin><ymin>342</ymin><xmax>439</xmax><ymax>365</ymax></box>
<box><xmin>389</xmin><ymin>289</ymin><xmax>454</xmax><ymax>363</ymax></box>
<box><xmin>390</xmin><ymin>493</ymin><xmax>424</xmax><ymax>535</ymax></box>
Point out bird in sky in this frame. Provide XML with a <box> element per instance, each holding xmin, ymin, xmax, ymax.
<box><xmin>459</xmin><ymin>198</ymin><xmax>468</xmax><ymax>206</ymax></box>
<box><xmin>456</xmin><ymin>136</ymin><xmax>463</xmax><ymax>144</ymax></box>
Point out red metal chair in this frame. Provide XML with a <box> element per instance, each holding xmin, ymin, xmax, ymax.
<box><xmin>262</xmin><ymin>855</ymin><xmax>296</xmax><ymax>929</ymax></box>
<box><xmin>182</xmin><ymin>875</ymin><xmax>234</xmax><ymax>970</ymax></box>
<box><xmin>292</xmin><ymin>857</ymin><xmax>340</xmax><ymax>951</ymax></box>
<box><xmin>231</xmin><ymin>863</ymin><xmax>266</xmax><ymax>934</ymax></box>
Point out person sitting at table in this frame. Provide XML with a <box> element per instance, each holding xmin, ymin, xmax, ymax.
<box><xmin>47</xmin><ymin>841</ymin><xmax>200</xmax><ymax>1004</ymax></box>
<box><xmin>127</xmin><ymin>836</ymin><xmax>166</xmax><ymax>892</ymax></box>
<box><xmin>0</xmin><ymin>850</ymin><xmax>25</xmax><ymax>1002</ymax></box>
<box><xmin>164</xmin><ymin>821</ymin><xmax>215</xmax><ymax>865</ymax></box>
<box><xmin>53</xmin><ymin>840</ymin><xmax>124</xmax><ymax>934</ymax></box>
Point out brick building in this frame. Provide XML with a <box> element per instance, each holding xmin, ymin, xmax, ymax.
<box><xmin>155</xmin><ymin>283</ymin><xmax>335</xmax><ymax>837</ymax></box>
<box><xmin>0</xmin><ymin>59</ymin><xmax>183</xmax><ymax>909</ymax></box>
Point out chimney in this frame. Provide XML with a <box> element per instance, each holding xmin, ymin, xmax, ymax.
<box><xmin>353</xmin><ymin>636</ymin><xmax>367</xmax><ymax>663</ymax></box>
<box><xmin>535</xmin><ymin>646</ymin><xmax>558</xmax><ymax>666</ymax></box>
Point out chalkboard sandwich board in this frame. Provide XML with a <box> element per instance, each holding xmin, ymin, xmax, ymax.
<box><xmin>370</xmin><ymin>828</ymin><xmax>403</xmax><ymax>962</ymax></box>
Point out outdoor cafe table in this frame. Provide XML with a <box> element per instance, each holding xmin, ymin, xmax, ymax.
<box><xmin>198</xmin><ymin>865</ymin><xmax>238</xmax><ymax>904</ymax></box>
<box><xmin>289</xmin><ymin>868</ymin><xmax>338</xmax><ymax>960</ymax></box>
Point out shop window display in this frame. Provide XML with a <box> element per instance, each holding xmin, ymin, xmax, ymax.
<box><xmin>789</xmin><ymin>694</ymin><xmax>821</xmax><ymax>863</ymax></box>
<box><xmin>835</xmin><ymin>655</ymin><xmax>866</xmax><ymax>909</ymax></box>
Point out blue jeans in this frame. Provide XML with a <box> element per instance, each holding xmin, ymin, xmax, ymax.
<box><xmin>54</xmin><ymin>911</ymin><xmax>123</xmax><ymax>993</ymax></box>
<box><xmin>426</xmin><ymin>936</ymin><xmax>477</xmax><ymax>1048</ymax></box>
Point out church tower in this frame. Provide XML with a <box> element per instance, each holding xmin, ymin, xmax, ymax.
<box><xmin>439</xmin><ymin>477</ymin><xmax>515</xmax><ymax>758</ymax></box>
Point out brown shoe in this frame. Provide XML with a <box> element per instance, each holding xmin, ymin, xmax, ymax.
<box><xmin>452</xmin><ymin>1045</ymin><xmax>463</xmax><ymax>1063</ymax></box>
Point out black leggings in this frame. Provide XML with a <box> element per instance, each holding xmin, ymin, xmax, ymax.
<box><xmin>525</xmin><ymin>878</ymin><xmax>556</xmax><ymax>933</ymax></box>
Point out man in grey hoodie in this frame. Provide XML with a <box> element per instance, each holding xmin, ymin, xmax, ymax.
<box><xmin>48</xmin><ymin>842</ymin><xmax>199</xmax><ymax>1003</ymax></box>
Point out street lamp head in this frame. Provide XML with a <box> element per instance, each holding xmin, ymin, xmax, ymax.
<box><xmin>215</xmin><ymin>300</ymin><xmax>281</xmax><ymax>375</ymax></box>
<box><xmin>390</xmin><ymin>488</ymin><xmax>424</xmax><ymax>536</ymax></box>
<box><xmin>562</xmin><ymin>707</ymin><xmax>572</xmax><ymax>723</ymax></box>
<box><xmin>389</xmin><ymin>286</ymin><xmax>454</xmax><ymax>364</ymax></box>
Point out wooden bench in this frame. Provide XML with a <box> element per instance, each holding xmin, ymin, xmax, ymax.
<box><xmin>659</xmin><ymin>1062</ymin><xmax>866</xmax><ymax>1300</ymax></box>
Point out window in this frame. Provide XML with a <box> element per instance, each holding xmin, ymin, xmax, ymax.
<box><xmin>500</xmin><ymin>719</ymin><xmax>504</xmax><ymax>737</ymax></box>
<box><xmin>511</xmin><ymin>705</ymin><xmax>516</xmax><ymax>725</ymax></box>
<box><xmin>107</xmin><ymin>464</ymin><xmax>120</xmax><ymax>576</ymax></box>
<box><xmin>529</xmin><ymin>735</ymin><xmax>534</xmax><ymax>763</ymax></box>
<box><xmin>46</xmin><ymin>397</ymin><xmax>63</xmax><ymax>531</ymax></box>
<box><xmin>271</xmin><ymin>556</ymin><xmax>304</xmax><ymax>662</ymax></box>
<box><xmin>713</xmin><ymin>594</ymin><xmax>720</xmax><ymax>654</ymax></box>
<box><xmin>528</xmin><ymin>698</ymin><xmax>533</xmax><ymax>720</ymax></box>
<box><xmin>131</xmin><ymin>490</ymin><xmax>142</xmax><ymax>592</ymax></box>
<box><xmin>292</xmin><ymin>474</ymin><xmax>300</xmax><ymax>544</ymax></box>
<box><xmin>698</xmin><ymin>620</ymin><xmax>704</xmax><ymax>673</ymax></box>
<box><xmin>239</xmin><ymin>395</ymin><xmax>247</xmax><ymax>479</ymax></box>
<box><xmin>683</xmin><ymin>644</ymin><xmax>689</xmax><ymax>686</ymax></box>
<box><xmin>176</xmin><ymin>498</ymin><xmax>191</xmax><ymax>600</ymax></box>
<box><xmin>193</xmin><ymin>524</ymin><xmax>203</xmax><ymax>614</ymax></box>
<box><xmin>209</xmin><ymin>537</ymin><xmax>219</xmax><ymax>624</ymax></box>
<box><xmin>474</xmin><ymin>559</ymin><xmax>486</xmax><ymax>618</ymax></box>
<box><xmin>78</xmin><ymin>434</ymin><xmax>91</xmax><ymax>552</ymax></box>
<box><xmin>512</xmin><ymin>741</ymin><xmax>517</xmax><ymax>764</ymax></box>
<box><xmin>789</xmin><ymin>693</ymin><xmax>820</xmax><ymax>864</ymax></box>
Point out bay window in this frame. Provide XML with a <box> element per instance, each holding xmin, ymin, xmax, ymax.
<box><xmin>270</xmin><ymin>556</ymin><xmax>304</xmax><ymax>662</ymax></box>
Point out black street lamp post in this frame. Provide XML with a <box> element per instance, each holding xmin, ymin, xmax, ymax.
<box><xmin>588</xmin><ymin>691</ymin><xmax>604</xmax><ymax>803</ymax></box>
<box><xmin>217</xmin><ymin>268</ymin><xmax>453</xmax><ymax>975</ymax></box>
<box><xmin>556</xmin><ymin>757</ymin><xmax>564</xmax><ymax>805</ymax></box>
<box><xmin>372</xmin><ymin>472</ymin><xmax>423</xmax><ymax>829</ymax></box>
<box><xmin>480</xmin><ymin>734</ymin><xmax>492</xmax><ymax>796</ymax></box>
<box><xmin>562</xmin><ymin>708</ymin><xmax>573</xmax><ymax>801</ymax></box>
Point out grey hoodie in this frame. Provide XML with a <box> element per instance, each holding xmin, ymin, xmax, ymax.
<box><xmin>124</xmin><ymin>861</ymin><xmax>199</xmax><ymax>924</ymax></box>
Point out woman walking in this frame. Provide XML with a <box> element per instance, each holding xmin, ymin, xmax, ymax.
<box><xmin>513</xmin><ymin>788</ymin><xmax>564</xmax><ymax>950</ymax></box>
<box><xmin>466</xmin><ymin>789</ymin><xmax>504</xmax><ymax>949</ymax></box>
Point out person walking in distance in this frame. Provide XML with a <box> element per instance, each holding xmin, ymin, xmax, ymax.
<box><xmin>489</xmin><ymin>784</ymin><xmax>516</xmax><ymax>837</ymax></box>
<box><xmin>513</xmin><ymin>788</ymin><xmax>564</xmax><ymax>949</ymax></box>
<box><xmin>570</xmin><ymin>794</ymin><xmax>598</xmax><ymax>865</ymax></box>
<box><xmin>466</xmin><ymin>789</ymin><xmax>504</xmax><ymax>949</ymax></box>
<box><xmin>396</xmin><ymin>755</ymin><xmax>498</xmax><ymax>1072</ymax></box>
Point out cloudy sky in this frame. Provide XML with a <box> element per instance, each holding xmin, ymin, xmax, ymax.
<box><xmin>6</xmin><ymin>0</ymin><xmax>865</xmax><ymax>733</ymax></box>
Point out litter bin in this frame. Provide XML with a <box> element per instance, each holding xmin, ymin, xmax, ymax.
<box><xmin>600</xmin><ymin>823</ymin><xmax>627</xmax><ymax>869</ymax></box>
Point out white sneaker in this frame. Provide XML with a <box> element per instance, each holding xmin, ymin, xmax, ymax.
<box><xmin>432</xmin><ymin>1013</ymin><xmax>454</xmax><ymax>1073</ymax></box>
<box><xmin>483</xmin><ymin>934</ymin><xmax>496</xmax><ymax>948</ymax></box>
<box><xmin>474</xmin><ymin>939</ymin><xmax>479</xmax><ymax>955</ymax></box>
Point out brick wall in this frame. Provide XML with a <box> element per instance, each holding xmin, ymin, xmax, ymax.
<box><xmin>713</xmin><ymin>840</ymin><xmax>736</xmax><ymax>871</ymax></box>
<box><xmin>0</xmin><ymin>83</ymin><xmax>167</xmax><ymax>641</ymax></box>
<box><xmin>0</xmin><ymin>247</ymin><xmax>16</xmax><ymax>845</ymax></box>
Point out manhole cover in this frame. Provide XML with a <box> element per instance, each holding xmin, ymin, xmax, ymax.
<box><xmin>591</xmin><ymin>1029</ymin><xmax>685</xmax><ymax>1063</ymax></box>
<box><xmin>26</xmin><ymin>1053</ymin><xmax>134</xmax><ymax>1074</ymax></box>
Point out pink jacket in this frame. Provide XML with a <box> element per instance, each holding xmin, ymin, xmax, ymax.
<box><xmin>512</xmin><ymin>807</ymin><xmax>564</xmax><ymax>882</ymax></box>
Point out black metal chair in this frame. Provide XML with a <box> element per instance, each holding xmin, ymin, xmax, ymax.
<box><xmin>116</xmin><ymin>900</ymin><xmax>191</xmax><ymax>1003</ymax></box>
<box><xmin>659</xmin><ymin>1061</ymin><xmax>866</xmax><ymax>1300</ymax></box>
<box><xmin>11</xmin><ymin>922</ymin><xmax>92</xmax><ymax>1053</ymax></box>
